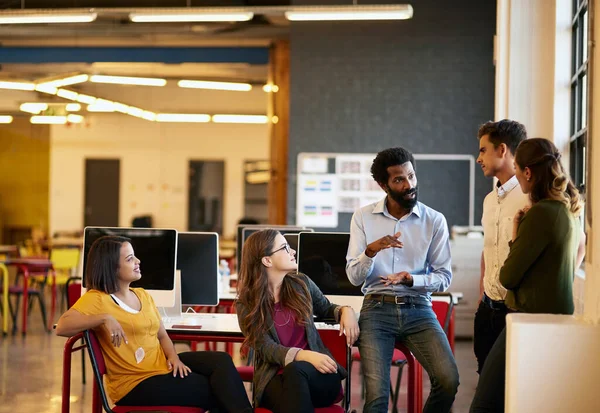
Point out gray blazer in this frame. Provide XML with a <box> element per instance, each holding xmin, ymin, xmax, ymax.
<box><xmin>236</xmin><ymin>274</ymin><xmax>349</xmax><ymax>407</ymax></box>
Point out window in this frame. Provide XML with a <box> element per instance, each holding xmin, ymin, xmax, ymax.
<box><xmin>570</xmin><ymin>0</ymin><xmax>589</xmax><ymax>196</ymax></box>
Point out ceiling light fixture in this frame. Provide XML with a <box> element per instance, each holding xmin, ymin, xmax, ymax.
<box><xmin>65</xmin><ymin>103</ymin><xmax>82</xmax><ymax>112</ymax></box>
<box><xmin>212</xmin><ymin>114</ymin><xmax>269</xmax><ymax>124</ymax></box>
<box><xmin>87</xmin><ymin>99</ymin><xmax>116</xmax><ymax>112</ymax></box>
<box><xmin>35</xmin><ymin>84</ymin><xmax>58</xmax><ymax>94</ymax></box>
<box><xmin>20</xmin><ymin>102</ymin><xmax>48</xmax><ymax>114</ymax></box>
<box><xmin>76</xmin><ymin>94</ymin><xmax>97</xmax><ymax>105</ymax></box>
<box><xmin>262</xmin><ymin>84</ymin><xmax>279</xmax><ymax>93</ymax></box>
<box><xmin>30</xmin><ymin>115</ymin><xmax>68</xmax><ymax>124</ymax></box>
<box><xmin>156</xmin><ymin>113</ymin><xmax>211</xmax><ymax>123</ymax></box>
<box><xmin>56</xmin><ymin>89</ymin><xmax>79</xmax><ymax>100</ymax></box>
<box><xmin>0</xmin><ymin>80</ymin><xmax>35</xmax><ymax>91</ymax></box>
<box><xmin>126</xmin><ymin>107</ymin><xmax>156</xmax><ymax>121</ymax></box>
<box><xmin>0</xmin><ymin>115</ymin><xmax>13</xmax><ymax>124</ymax></box>
<box><xmin>0</xmin><ymin>12</ymin><xmax>97</xmax><ymax>24</ymax></box>
<box><xmin>285</xmin><ymin>5</ymin><xmax>413</xmax><ymax>21</ymax></box>
<box><xmin>129</xmin><ymin>11</ymin><xmax>253</xmax><ymax>23</ymax></box>
<box><xmin>37</xmin><ymin>74</ymin><xmax>89</xmax><ymax>88</ymax></box>
<box><xmin>67</xmin><ymin>114</ymin><xmax>84</xmax><ymax>123</ymax></box>
<box><xmin>178</xmin><ymin>79</ymin><xmax>252</xmax><ymax>92</ymax></box>
<box><xmin>90</xmin><ymin>75</ymin><xmax>167</xmax><ymax>87</ymax></box>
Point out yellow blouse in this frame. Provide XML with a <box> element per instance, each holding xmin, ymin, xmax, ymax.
<box><xmin>72</xmin><ymin>288</ymin><xmax>170</xmax><ymax>402</ymax></box>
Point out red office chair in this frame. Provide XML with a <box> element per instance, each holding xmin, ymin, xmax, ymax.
<box><xmin>255</xmin><ymin>329</ymin><xmax>355</xmax><ymax>413</ymax></box>
<box><xmin>65</xmin><ymin>277</ymin><xmax>86</xmax><ymax>384</ymax></box>
<box><xmin>84</xmin><ymin>330</ymin><xmax>205</xmax><ymax>413</ymax></box>
<box><xmin>351</xmin><ymin>347</ymin><xmax>408</xmax><ymax>413</ymax></box>
<box><xmin>431</xmin><ymin>292</ymin><xmax>456</xmax><ymax>352</ymax></box>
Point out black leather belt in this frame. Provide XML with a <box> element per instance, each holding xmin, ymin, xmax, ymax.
<box><xmin>482</xmin><ymin>293</ymin><xmax>509</xmax><ymax>311</ymax></box>
<box><xmin>365</xmin><ymin>294</ymin><xmax>431</xmax><ymax>306</ymax></box>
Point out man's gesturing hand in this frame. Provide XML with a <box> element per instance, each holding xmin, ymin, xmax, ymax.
<box><xmin>365</xmin><ymin>232</ymin><xmax>403</xmax><ymax>258</ymax></box>
<box><xmin>380</xmin><ymin>271</ymin><xmax>413</xmax><ymax>287</ymax></box>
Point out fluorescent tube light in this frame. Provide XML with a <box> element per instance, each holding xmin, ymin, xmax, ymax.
<box><xmin>285</xmin><ymin>5</ymin><xmax>413</xmax><ymax>21</ymax></box>
<box><xmin>156</xmin><ymin>113</ymin><xmax>211</xmax><ymax>123</ymax></box>
<box><xmin>178</xmin><ymin>80</ymin><xmax>252</xmax><ymax>92</ymax></box>
<box><xmin>0</xmin><ymin>115</ymin><xmax>13</xmax><ymax>123</ymax></box>
<box><xmin>37</xmin><ymin>74</ymin><xmax>88</xmax><ymax>88</ymax></box>
<box><xmin>0</xmin><ymin>80</ymin><xmax>35</xmax><ymax>91</ymax></box>
<box><xmin>87</xmin><ymin>99</ymin><xmax>116</xmax><ymax>112</ymax></box>
<box><xmin>0</xmin><ymin>13</ymin><xmax>97</xmax><ymax>24</ymax></box>
<box><xmin>90</xmin><ymin>75</ymin><xmax>167</xmax><ymax>87</ymax></box>
<box><xmin>30</xmin><ymin>115</ymin><xmax>67</xmax><ymax>124</ymax></box>
<box><xmin>35</xmin><ymin>84</ymin><xmax>58</xmax><ymax>94</ymax></box>
<box><xmin>56</xmin><ymin>89</ymin><xmax>79</xmax><ymax>100</ymax></box>
<box><xmin>212</xmin><ymin>114</ymin><xmax>269</xmax><ymax>124</ymax></box>
<box><xmin>262</xmin><ymin>84</ymin><xmax>279</xmax><ymax>93</ymax></box>
<box><xmin>20</xmin><ymin>102</ymin><xmax>48</xmax><ymax>114</ymax></box>
<box><xmin>76</xmin><ymin>94</ymin><xmax>97</xmax><ymax>104</ymax></box>
<box><xmin>65</xmin><ymin>103</ymin><xmax>81</xmax><ymax>112</ymax></box>
<box><xmin>66</xmin><ymin>114</ymin><xmax>84</xmax><ymax>123</ymax></box>
<box><xmin>130</xmin><ymin>12</ymin><xmax>253</xmax><ymax>23</ymax></box>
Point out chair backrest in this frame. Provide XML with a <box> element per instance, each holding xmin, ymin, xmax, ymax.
<box><xmin>66</xmin><ymin>277</ymin><xmax>82</xmax><ymax>308</ymax></box>
<box><xmin>84</xmin><ymin>330</ymin><xmax>113</xmax><ymax>413</ymax></box>
<box><xmin>318</xmin><ymin>329</ymin><xmax>348</xmax><ymax>369</ymax></box>
<box><xmin>431</xmin><ymin>292</ymin><xmax>455</xmax><ymax>334</ymax></box>
<box><xmin>51</xmin><ymin>248</ymin><xmax>80</xmax><ymax>271</ymax></box>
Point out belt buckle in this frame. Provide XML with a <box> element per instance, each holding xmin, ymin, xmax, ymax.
<box><xmin>394</xmin><ymin>296</ymin><xmax>406</xmax><ymax>305</ymax></box>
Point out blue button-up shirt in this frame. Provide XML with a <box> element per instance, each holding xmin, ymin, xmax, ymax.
<box><xmin>346</xmin><ymin>197</ymin><xmax>452</xmax><ymax>299</ymax></box>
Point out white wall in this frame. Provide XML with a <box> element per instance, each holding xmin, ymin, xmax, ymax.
<box><xmin>506</xmin><ymin>314</ymin><xmax>600</xmax><ymax>413</ymax></box>
<box><xmin>49</xmin><ymin>86</ymin><xmax>269</xmax><ymax>238</ymax></box>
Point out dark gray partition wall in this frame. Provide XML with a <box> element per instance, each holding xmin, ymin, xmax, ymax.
<box><xmin>288</xmin><ymin>0</ymin><xmax>496</xmax><ymax>231</ymax></box>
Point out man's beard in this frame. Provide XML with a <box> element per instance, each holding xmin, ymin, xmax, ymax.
<box><xmin>388</xmin><ymin>186</ymin><xmax>418</xmax><ymax>210</ymax></box>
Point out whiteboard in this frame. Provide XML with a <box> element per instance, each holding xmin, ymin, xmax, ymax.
<box><xmin>296</xmin><ymin>152</ymin><xmax>476</xmax><ymax>229</ymax></box>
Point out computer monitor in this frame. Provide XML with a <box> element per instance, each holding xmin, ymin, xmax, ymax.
<box><xmin>177</xmin><ymin>232</ymin><xmax>219</xmax><ymax>306</ymax></box>
<box><xmin>284</xmin><ymin>233</ymin><xmax>300</xmax><ymax>252</ymax></box>
<box><xmin>297</xmin><ymin>232</ymin><xmax>363</xmax><ymax>313</ymax></box>
<box><xmin>236</xmin><ymin>224</ymin><xmax>313</xmax><ymax>272</ymax></box>
<box><xmin>83</xmin><ymin>227</ymin><xmax>178</xmax><ymax>307</ymax></box>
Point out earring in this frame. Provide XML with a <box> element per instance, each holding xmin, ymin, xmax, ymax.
<box><xmin>527</xmin><ymin>177</ymin><xmax>530</xmax><ymax>182</ymax></box>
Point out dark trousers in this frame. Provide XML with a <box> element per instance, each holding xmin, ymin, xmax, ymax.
<box><xmin>473</xmin><ymin>297</ymin><xmax>508</xmax><ymax>374</ymax></box>
<box><xmin>470</xmin><ymin>328</ymin><xmax>507</xmax><ymax>413</ymax></box>
<box><xmin>117</xmin><ymin>351</ymin><xmax>252</xmax><ymax>413</ymax></box>
<box><xmin>261</xmin><ymin>360</ymin><xmax>342</xmax><ymax>413</ymax></box>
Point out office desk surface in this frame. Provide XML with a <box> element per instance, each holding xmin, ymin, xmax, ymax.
<box><xmin>164</xmin><ymin>313</ymin><xmax>339</xmax><ymax>335</ymax></box>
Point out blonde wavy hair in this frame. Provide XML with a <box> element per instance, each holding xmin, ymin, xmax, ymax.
<box><xmin>515</xmin><ymin>138</ymin><xmax>582</xmax><ymax>216</ymax></box>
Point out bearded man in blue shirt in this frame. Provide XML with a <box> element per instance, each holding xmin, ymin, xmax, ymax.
<box><xmin>346</xmin><ymin>147</ymin><xmax>459</xmax><ymax>413</ymax></box>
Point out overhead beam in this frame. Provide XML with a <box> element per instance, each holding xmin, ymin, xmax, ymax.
<box><xmin>0</xmin><ymin>47</ymin><xmax>269</xmax><ymax>64</ymax></box>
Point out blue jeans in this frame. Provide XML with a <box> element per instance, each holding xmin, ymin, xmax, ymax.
<box><xmin>358</xmin><ymin>299</ymin><xmax>459</xmax><ymax>413</ymax></box>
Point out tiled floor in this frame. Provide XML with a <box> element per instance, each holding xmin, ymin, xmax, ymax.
<box><xmin>0</xmin><ymin>313</ymin><xmax>478</xmax><ymax>413</ymax></box>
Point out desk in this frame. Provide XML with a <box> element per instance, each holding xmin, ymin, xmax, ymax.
<box><xmin>0</xmin><ymin>258</ymin><xmax>56</xmax><ymax>334</ymax></box>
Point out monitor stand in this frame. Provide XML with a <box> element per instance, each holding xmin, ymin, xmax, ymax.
<box><xmin>158</xmin><ymin>270</ymin><xmax>182</xmax><ymax>321</ymax></box>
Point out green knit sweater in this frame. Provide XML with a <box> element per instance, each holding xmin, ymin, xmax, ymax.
<box><xmin>499</xmin><ymin>199</ymin><xmax>579</xmax><ymax>315</ymax></box>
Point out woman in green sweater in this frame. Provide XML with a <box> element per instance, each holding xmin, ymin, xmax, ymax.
<box><xmin>470</xmin><ymin>138</ymin><xmax>584</xmax><ymax>413</ymax></box>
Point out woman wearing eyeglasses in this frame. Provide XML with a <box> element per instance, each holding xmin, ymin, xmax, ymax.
<box><xmin>236</xmin><ymin>229</ymin><xmax>360</xmax><ymax>413</ymax></box>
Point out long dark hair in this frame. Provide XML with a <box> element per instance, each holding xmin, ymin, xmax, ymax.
<box><xmin>236</xmin><ymin>229</ymin><xmax>312</xmax><ymax>352</ymax></box>
<box><xmin>85</xmin><ymin>235</ymin><xmax>131</xmax><ymax>294</ymax></box>
<box><xmin>515</xmin><ymin>138</ymin><xmax>582</xmax><ymax>216</ymax></box>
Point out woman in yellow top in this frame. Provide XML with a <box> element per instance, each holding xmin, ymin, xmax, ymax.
<box><xmin>56</xmin><ymin>235</ymin><xmax>252</xmax><ymax>412</ymax></box>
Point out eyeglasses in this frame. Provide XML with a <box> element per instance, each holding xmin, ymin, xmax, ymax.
<box><xmin>268</xmin><ymin>243</ymin><xmax>292</xmax><ymax>256</ymax></box>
